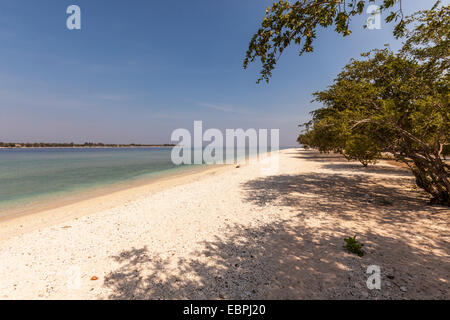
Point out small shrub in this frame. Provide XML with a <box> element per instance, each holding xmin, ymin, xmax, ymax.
<box><xmin>343</xmin><ymin>236</ymin><xmax>365</xmax><ymax>257</ymax></box>
<box><xmin>343</xmin><ymin>135</ymin><xmax>380</xmax><ymax>167</ymax></box>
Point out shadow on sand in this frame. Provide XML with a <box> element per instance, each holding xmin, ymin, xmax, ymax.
<box><xmin>103</xmin><ymin>151</ymin><xmax>449</xmax><ymax>300</ymax></box>
<box><xmin>287</xmin><ymin>150</ymin><xmax>410</xmax><ymax>176</ymax></box>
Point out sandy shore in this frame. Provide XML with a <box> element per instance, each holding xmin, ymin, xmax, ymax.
<box><xmin>0</xmin><ymin>148</ymin><xmax>448</xmax><ymax>299</ymax></box>
<box><xmin>0</xmin><ymin>164</ymin><xmax>229</xmax><ymax>240</ymax></box>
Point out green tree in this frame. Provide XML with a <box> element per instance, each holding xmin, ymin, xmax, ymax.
<box><xmin>244</xmin><ymin>0</ymin><xmax>409</xmax><ymax>83</ymax></box>
<box><xmin>298</xmin><ymin>4</ymin><xmax>449</xmax><ymax>205</ymax></box>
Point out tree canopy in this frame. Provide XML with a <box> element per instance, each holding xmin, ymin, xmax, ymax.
<box><xmin>244</xmin><ymin>0</ymin><xmax>407</xmax><ymax>83</ymax></box>
<box><xmin>298</xmin><ymin>4</ymin><xmax>449</xmax><ymax>205</ymax></box>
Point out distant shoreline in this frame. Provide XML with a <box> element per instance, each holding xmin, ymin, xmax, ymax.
<box><xmin>0</xmin><ymin>145</ymin><xmax>175</xmax><ymax>149</ymax></box>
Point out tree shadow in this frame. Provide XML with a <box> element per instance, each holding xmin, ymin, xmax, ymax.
<box><xmin>286</xmin><ymin>150</ymin><xmax>348</xmax><ymax>163</ymax></box>
<box><xmin>319</xmin><ymin>162</ymin><xmax>412</xmax><ymax>177</ymax></box>
<box><xmin>240</xmin><ymin>173</ymin><xmax>432</xmax><ymax>225</ymax></box>
<box><xmin>102</xmin><ymin>150</ymin><xmax>449</xmax><ymax>300</ymax></box>
<box><xmin>103</xmin><ymin>219</ymin><xmax>449</xmax><ymax>300</ymax></box>
<box><xmin>286</xmin><ymin>150</ymin><xmax>410</xmax><ymax>175</ymax></box>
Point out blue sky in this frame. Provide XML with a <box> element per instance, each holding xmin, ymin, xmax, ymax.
<box><xmin>0</xmin><ymin>0</ymin><xmax>439</xmax><ymax>146</ymax></box>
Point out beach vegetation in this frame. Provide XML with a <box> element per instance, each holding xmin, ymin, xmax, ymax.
<box><xmin>343</xmin><ymin>236</ymin><xmax>365</xmax><ymax>257</ymax></box>
<box><xmin>298</xmin><ymin>4</ymin><xmax>449</xmax><ymax>205</ymax></box>
<box><xmin>244</xmin><ymin>0</ymin><xmax>407</xmax><ymax>83</ymax></box>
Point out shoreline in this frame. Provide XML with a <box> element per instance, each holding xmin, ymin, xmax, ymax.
<box><xmin>0</xmin><ymin>148</ymin><xmax>447</xmax><ymax>300</ymax></box>
<box><xmin>0</xmin><ymin>163</ymin><xmax>205</xmax><ymax>219</ymax></box>
<box><xmin>0</xmin><ymin>163</ymin><xmax>233</xmax><ymax>242</ymax></box>
<box><xmin>0</xmin><ymin>147</ymin><xmax>277</xmax><ymax>239</ymax></box>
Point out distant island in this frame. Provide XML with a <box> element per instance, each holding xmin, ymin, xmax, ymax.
<box><xmin>0</xmin><ymin>142</ymin><xmax>175</xmax><ymax>148</ymax></box>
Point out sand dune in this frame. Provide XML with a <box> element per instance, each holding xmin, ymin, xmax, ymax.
<box><xmin>0</xmin><ymin>148</ymin><xmax>448</xmax><ymax>299</ymax></box>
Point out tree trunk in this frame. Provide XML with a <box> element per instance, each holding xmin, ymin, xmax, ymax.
<box><xmin>408</xmin><ymin>155</ymin><xmax>450</xmax><ymax>206</ymax></box>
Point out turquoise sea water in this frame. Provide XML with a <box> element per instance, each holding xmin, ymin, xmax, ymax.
<box><xmin>0</xmin><ymin>147</ymin><xmax>193</xmax><ymax>216</ymax></box>
<box><xmin>0</xmin><ymin>146</ymin><xmax>288</xmax><ymax>217</ymax></box>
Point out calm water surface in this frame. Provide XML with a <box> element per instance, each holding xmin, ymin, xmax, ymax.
<box><xmin>0</xmin><ymin>148</ymin><xmax>192</xmax><ymax>215</ymax></box>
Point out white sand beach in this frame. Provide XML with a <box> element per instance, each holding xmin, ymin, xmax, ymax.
<box><xmin>0</xmin><ymin>148</ymin><xmax>448</xmax><ymax>299</ymax></box>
